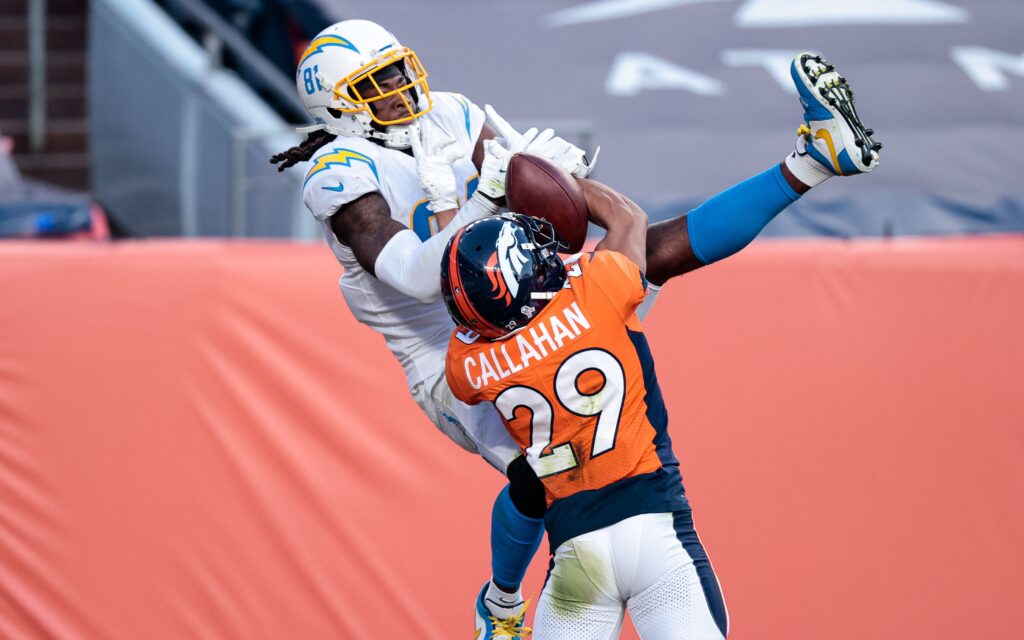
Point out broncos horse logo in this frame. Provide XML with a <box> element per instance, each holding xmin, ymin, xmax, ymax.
<box><xmin>487</xmin><ymin>222</ymin><xmax>530</xmax><ymax>304</ymax></box>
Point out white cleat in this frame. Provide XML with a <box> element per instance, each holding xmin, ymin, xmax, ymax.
<box><xmin>790</xmin><ymin>52</ymin><xmax>881</xmax><ymax>175</ymax></box>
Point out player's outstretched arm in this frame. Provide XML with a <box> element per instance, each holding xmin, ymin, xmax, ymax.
<box><xmin>332</xmin><ymin>121</ymin><xmax>539</xmax><ymax>304</ymax></box>
<box><xmin>472</xmin><ymin>123</ymin><xmax>497</xmax><ymax>172</ymax></box>
<box><xmin>579</xmin><ymin>178</ymin><xmax>648</xmax><ymax>274</ymax></box>
<box><xmin>642</xmin><ymin>161</ymin><xmax>811</xmax><ymax>286</ymax></box>
<box><xmin>644</xmin><ymin>215</ymin><xmax>700</xmax><ymax>286</ymax></box>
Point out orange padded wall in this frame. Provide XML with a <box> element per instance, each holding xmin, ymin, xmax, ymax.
<box><xmin>1</xmin><ymin>237</ymin><xmax>1022</xmax><ymax>639</ymax></box>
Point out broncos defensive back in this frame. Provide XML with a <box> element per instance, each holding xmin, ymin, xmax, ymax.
<box><xmin>443</xmin><ymin>196</ymin><xmax>728</xmax><ymax>638</ymax></box>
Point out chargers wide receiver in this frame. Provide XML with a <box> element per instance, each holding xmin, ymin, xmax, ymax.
<box><xmin>271</xmin><ymin>15</ymin><xmax>880</xmax><ymax>636</ymax></box>
<box><xmin>270</xmin><ymin>19</ymin><xmax>601</xmax><ymax>637</ymax></box>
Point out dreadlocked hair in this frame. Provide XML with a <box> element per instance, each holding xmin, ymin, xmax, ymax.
<box><xmin>269</xmin><ymin>129</ymin><xmax>337</xmax><ymax>172</ymax></box>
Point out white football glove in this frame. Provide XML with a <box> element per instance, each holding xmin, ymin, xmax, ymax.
<box><xmin>535</xmin><ymin>135</ymin><xmax>600</xmax><ymax>179</ymax></box>
<box><xmin>477</xmin><ymin>120</ymin><xmax>549</xmax><ymax>200</ymax></box>
<box><xmin>484</xmin><ymin>104</ymin><xmax>600</xmax><ymax>178</ymax></box>
<box><xmin>410</xmin><ymin>120</ymin><xmax>465</xmax><ymax>213</ymax></box>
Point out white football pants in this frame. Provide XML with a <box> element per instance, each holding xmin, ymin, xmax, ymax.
<box><xmin>411</xmin><ymin>373</ymin><xmax>522</xmax><ymax>473</ymax></box>
<box><xmin>534</xmin><ymin>512</ymin><xmax>728</xmax><ymax>640</ymax></box>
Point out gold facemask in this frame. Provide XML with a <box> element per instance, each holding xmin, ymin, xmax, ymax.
<box><xmin>331</xmin><ymin>48</ymin><xmax>433</xmax><ymax>126</ymax></box>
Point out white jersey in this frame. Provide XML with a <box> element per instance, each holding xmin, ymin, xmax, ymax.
<box><xmin>303</xmin><ymin>92</ymin><xmax>486</xmax><ymax>388</ymax></box>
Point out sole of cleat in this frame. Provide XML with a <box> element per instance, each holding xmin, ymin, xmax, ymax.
<box><xmin>795</xmin><ymin>53</ymin><xmax>880</xmax><ymax>171</ymax></box>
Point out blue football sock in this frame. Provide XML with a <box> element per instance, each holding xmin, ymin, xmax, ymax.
<box><xmin>686</xmin><ymin>163</ymin><xmax>802</xmax><ymax>265</ymax></box>
<box><xmin>490</xmin><ymin>484</ymin><xmax>545</xmax><ymax>591</ymax></box>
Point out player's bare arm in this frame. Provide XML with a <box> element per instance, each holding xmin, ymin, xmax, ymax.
<box><xmin>472</xmin><ymin>123</ymin><xmax>497</xmax><ymax>172</ymax></box>
<box><xmin>329</xmin><ymin>192</ymin><xmax>406</xmax><ymax>276</ymax></box>
<box><xmin>580</xmin><ymin>178</ymin><xmax>648</xmax><ymax>274</ymax></box>
<box><xmin>641</xmin><ymin>153</ymin><xmax>812</xmax><ymax>285</ymax></box>
<box><xmin>643</xmin><ymin>215</ymin><xmax>700</xmax><ymax>286</ymax></box>
<box><xmin>341</xmin><ymin>131</ymin><xmax>508</xmax><ymax>303</ymax></box>
<box><xmin>576</xmin><ymin>160</ymin><xmax>802</xmax><ymax>286</ymax></box>
<box><xmin>312</xmin><ymin>105</ymin><xmax>564</xmax><ymax>305</ymax></box>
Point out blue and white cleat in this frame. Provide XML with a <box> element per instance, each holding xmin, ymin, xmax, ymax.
<box><xmin>474</xmin><ymin>583</ymin><xmax>531</xmax><ymax>639</ymax></box>
<box><xmin>791</xmin><ymin>52</ymin><xmax>881</xmax><ymax>175</ymax></box>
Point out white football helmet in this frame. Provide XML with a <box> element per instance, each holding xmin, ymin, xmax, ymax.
<box><xmin>295</xmin><ymin>19</ymin><xmax>432</xmax><ymax>148</ymax></box>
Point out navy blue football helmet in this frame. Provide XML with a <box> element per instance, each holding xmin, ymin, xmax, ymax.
<box><xmin>441</xmin><ymin>213</ymin><xmax>567</xmax><ymax>339</ymax></box>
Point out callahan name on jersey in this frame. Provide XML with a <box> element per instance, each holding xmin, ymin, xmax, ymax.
<box><xmin>459</xmin><ymin>301</ymin><xmax>592</xmax><ymax>390</ymax></box>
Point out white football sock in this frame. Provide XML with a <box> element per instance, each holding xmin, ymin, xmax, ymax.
<box><xmin>785</xmin><ymin>141</ymin><xmax>834</xmax><ymax>189</ymax></box>
<box><xmin>485</xmin><ymin>580</ymin><xmax>525</xmax><ymax>618</ymax></box>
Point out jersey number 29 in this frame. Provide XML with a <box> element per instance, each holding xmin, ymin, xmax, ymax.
<box><xmin>493</xmin><ymin>348</ymin><xmax>625</xmax><ymax>478</ymax></box>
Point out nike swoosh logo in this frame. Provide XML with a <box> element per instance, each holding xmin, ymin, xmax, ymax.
<box><xmin>321</xmin><ymin>182</ymin><xmax>345</xmax><ymax>192</ymax></box>
<box><xmin>815</xmin><ymin>129</ymin><xmax>844</xmax><ymax>176</ymax></box>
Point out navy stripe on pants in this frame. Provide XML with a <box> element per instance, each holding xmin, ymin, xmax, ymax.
<box><xmin>673</xmin><ymin>509</ymin><xmax>729</xmax><ymax>637</ymax></box>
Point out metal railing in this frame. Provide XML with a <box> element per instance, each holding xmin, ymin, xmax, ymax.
<box><xmin>159</xmin><ymin>0</ymin><xmax>309</xmax><ymax>123</ymax></box>
<box><xmin>90</xmin><ymin>0</ymin><xmax>308</xmax><ymax>238</ymax></box>
<box><xmin>28</xmin><ymin>0</ymin><xmax>47</xmax><ymax>152</ymax></box>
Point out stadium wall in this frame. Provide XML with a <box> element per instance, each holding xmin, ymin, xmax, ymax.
<box><xmin>1</xmin><ymin>237</ymin><xmax>1022</xmax><ymax>639</ymax></box>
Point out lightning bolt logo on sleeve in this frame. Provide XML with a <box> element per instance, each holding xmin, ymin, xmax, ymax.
<box><xmin>304</xmin><ymin>148</ymin><xmax>380</xmax><ymax>187</ymax></box>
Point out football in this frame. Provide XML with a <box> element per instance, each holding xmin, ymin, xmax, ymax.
<box><xmin>505</xmin><ymin>153</ymin><xmax>589</xmax><ymax>253</ymax></box>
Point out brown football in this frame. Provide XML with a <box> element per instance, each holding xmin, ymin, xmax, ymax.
<box><xmin>505</xmin><ymin>153</ymin><xmax>589</xmax><ymax>253</ymax></box>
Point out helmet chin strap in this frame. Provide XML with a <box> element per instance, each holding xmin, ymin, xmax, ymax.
<box><xmin>370</xmin><ymin>125</ymin><xmax>413</xmax><ymax>149</ymax></box>
<box><xmin>295</xmin><ymin>122</ymin><xmax>412</xmax><ymax>150</ymax></box>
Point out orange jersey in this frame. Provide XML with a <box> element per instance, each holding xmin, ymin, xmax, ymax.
<box><xmin>446</xmin><ymin>251</ymin><xmax>687</xmax><ymax>549</ymax></box>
